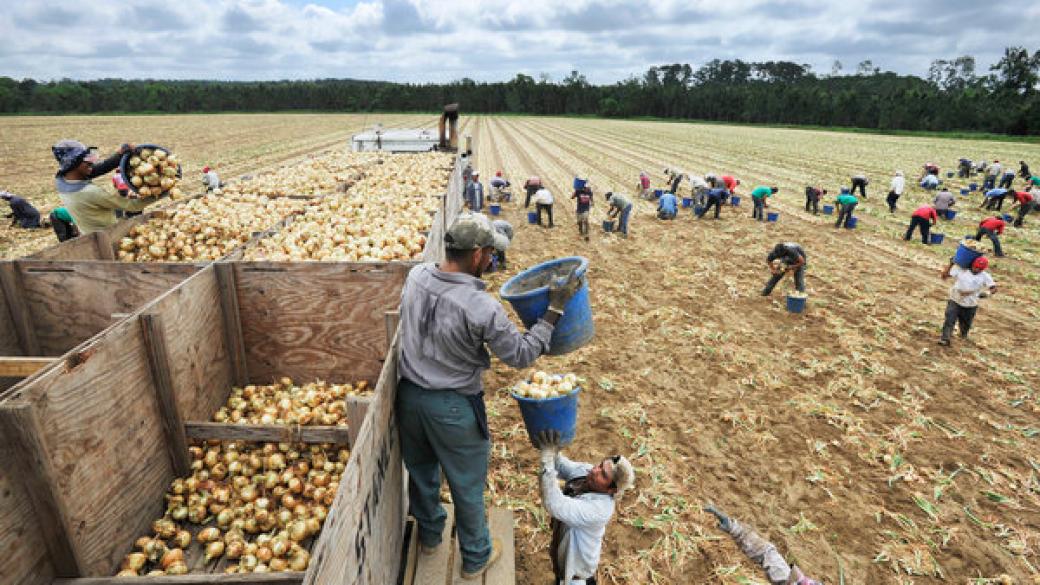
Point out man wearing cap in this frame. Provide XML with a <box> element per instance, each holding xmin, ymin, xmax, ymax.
<box><xmin>396</xmin><ymin>213</ymin><xmax>583</xmax><ymax>581</ymax></box>
<box><xmin>490</xmin><ymin>218</ymin><xmax>513</xmax><ymax>271</ymax></box>
<box><xmin>534</xmin><ymin>186</ymin><xmax>556</xmax><ymax>228</ymax></box>
<box><xmin>933</xmin><ymin>187</ymin><xmax>956</xmax><ymax>218</ymax></box>
<box><xmin>887</xmin><ymin>171</ymin><xmax>905</xmax><ymax>213</ymax></box>
<box><xmin>762</xmin><ymin>242</ymin><xmax>806</xmax><ymax>296</ymax></box>
<box><xmin>1009</xmin><ymin>190</ymin><xmax>1036</xmax><ymax>227</ymax></box>
<box><xmin>1</xmin><ymin>192</ymin><xmax>42</xmax><ymax>228</ymax></box>
<box><xmin>202</xmin><ymin>166</ymin><xmax>221</xmax><ymax>193</ymax></box>
<box><xmin>52</xmin><ymin>140</ymin><xmax>161</xmax><ymax>234</ymax></box>
<box><xmin>465</xmin><ymin>171</ymin><xmax>485</xmax><ymax>212</ymax></box>
<box><xmin>975</xmin><ymin>216</ymin><xmax>1006</xmax><ymax>257</ymax></box>
<box><xmin>939</xmin><ymin>256</ymin><xmax>996</xmax><ymax>346</ymax></box>
<box><xmin>605</xmin><ymin>192</ymin><xmax>634</xmax><ymax>237</ymax></box>
<box><xmin>980</xmin><ymin>187</ymin><xmax>1008</xmax><ymax>211</ymax></box>
<box><xmin>904</xmin><ymin>205</ymin><xmax>939</xmax><ymax>244</ymax></box>
<box><xmin>532</xmin><ymin>430</ymin><xmax>635</xmax><ymax>585</ymax></box>
<box><xmin>490</xmin><ymin>171</ymin><xmax>510</xmax><ymax>202</ymax></box>
<box><xmin>524</xmin><ymin>176</ymin><xmax>543</xmax><ymax>208</ymax></box>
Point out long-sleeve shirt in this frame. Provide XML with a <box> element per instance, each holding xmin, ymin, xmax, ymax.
<box><xmin>5</xmin><ymin>196</ymin><xmax>41</xmax><ymax>227</ymax></box>
<box><xmin>911</xmin><ymin>206</ymin><xmax>938</xmax><ymax>221</ymax></box>
<box><xmin>988</xmin><ymin>163</ymin><xmax>1002</xmax><ymax>177</ymax></box>
<box><xmin>397</xmin><ymin>263</ymin><xmax>552</xmax><ymax>395</ymax></box>
<box><xmin>723</xmin><ymin>518</ymin><xmax>811</xmax><ymax>585</ymax></box>
<box><xmin>979</xmin><ymin>217</ymin><xmax>1005</xmax><ymax>234</ymax></box>
<box><xmin>890</xmin><ymin>175</ymin><xmax>905</xmax><ymax>195</ymax></box>
<box><xmin>933</xmin><ymin>191</ymin><xmax>956</xmax><ymax>210</ymax></box>
<box><xmin>465</xmin><ymin>181</ymin><xmax>484</xmax><ymax>212</ymax></box>
<box><xmin>541</xmin><ymin>455</ymin><xmax>615</xmax><ymax>582</ymax></box>
<box><xmin>203</xmin><ymin>171</ymin><xmax>221</xmax><ymax>190</ymax></box>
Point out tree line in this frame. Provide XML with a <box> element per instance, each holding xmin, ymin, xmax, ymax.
<box><xmin>2</xmin><ymin>47</ymin><xmax>1038</xmax><ymax>135</ymax></box>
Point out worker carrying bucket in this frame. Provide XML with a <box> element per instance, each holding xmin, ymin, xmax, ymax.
<box><xmin>938</xmin><ymin>255</ymin><xmax>996</xmax><ymax>346</ymax></box>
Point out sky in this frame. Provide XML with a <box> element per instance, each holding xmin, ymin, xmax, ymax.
<box><xmin>1</xmin><ymin>0</ymin><xmax>1037</xmax><ymax>84</ymax></box>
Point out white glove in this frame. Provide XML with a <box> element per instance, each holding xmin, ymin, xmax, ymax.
<box><xmin>540</xmin><ymin>448</ymin><xmax>556</xmax><ymax>472</ymax></box>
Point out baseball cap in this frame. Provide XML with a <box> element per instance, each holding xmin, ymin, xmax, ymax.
<box><xmin>445</xmin><ymin>212</ymin><xmax>496</xmax><ymax>250</ymax></box>
<box><xmin>492</xmin><ymin>232</ymin><xmax>510</xmax><ymax>252</ymax></box>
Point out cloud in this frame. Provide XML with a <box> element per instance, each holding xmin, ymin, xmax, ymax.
<box><xmin>1</xmin><ymin>0</ymin><xmax>1036</xmax><ymax>83</ymax></box>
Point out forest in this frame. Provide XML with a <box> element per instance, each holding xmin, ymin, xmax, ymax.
<box><xmin>2</xmin><ymin>46</ymin><xmax>1038</xmax><ymax>135</ymax></box>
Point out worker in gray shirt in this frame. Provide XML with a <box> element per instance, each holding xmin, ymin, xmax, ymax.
<box><xmin>465</xmin><ymin>170</ymin><xmax>485</xmax><ymax>212</ymax></box>
<box><xmin>396</xmin><ymin>212</ymin><xmax>583</xmax><ymax>580</ymax></box>
<box><xmin>933</xmin><ymin>188</ymin><xmax>956</xmax><ymax>217</ymax></box>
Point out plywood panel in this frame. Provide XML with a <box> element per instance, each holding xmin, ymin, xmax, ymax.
<box><xmin>0</xmin><ymin>264</ymin><xmax>22</xmax><ymax>355</ymax></box>
<box><xmin>27</xmin><ymin>233</ymin><xmax>105</xmax><ymax>261</ymax></box>
<box><xmin>0</xmin><ymin>424</ymin><xmax>56</xmax><ymax>585</ymax></box>
<box><xmin>236</xmin><ymin>262</ymin><xmax>409</xmax><ymax>384</ymax></box>
<box><xmin>5</xmin><ymin>317</ymin><xmax>172</xmax><ymax>576</ymax></box>
<box><xmin>19</xmin><ymin>261</ymin><xmax>200</xmax><ymax>356</ymax></box>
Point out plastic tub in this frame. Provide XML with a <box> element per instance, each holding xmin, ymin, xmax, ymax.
<box><xmin>960</xmin><ymin>189</ymin><xmax>969</xmax><ymax>195</ymax></box>
<box><xmin>969</xmin><ymin>183</ymin><xmax>978</xmax><ymax>191</ymax></box>
<box><xmin>930</xmin><ymin>233</ymin><xmax>945</xmax><ymax>245</ymax></box>
<box><xmin>693</xmin><ymin>205</ymin><xmax>705</xmax><ymax>216</ymax></box>
<box><xmin>786</xmin><ymin>294</ymin><xmax>807</xmax><ymax>314</ymax></box>
<box><xmin>512</xmin><ymin>389</ymin><xmax>580</xmax><ymax>447</ymax></box>
<box><xmin>822</xmin><ymin>205</ymin><xmax>834</xmax><ymax>215</ymax></box>
<box><xmin>946</xmin><ymin>171</ymin><xmax>955</xmax><ymax>178</ymax></box>
<box><xmin>527</xmin><ymin>211</ymin><xmax>538</xmax><ymax>224</ymax></box>
<box><xmin>573</xmin><ymin>178</ymin><xmax>587</xmax><ymax>190</ymax></box>
<box><xmin>945</xmin><ymin>209</ymin><xmax>957</xmax><ymax>220</ymax></box>
<box><xmin>953</xmin><ymin>240</ymin><xmax>983</xmax><ymax>268</ymax></box>
<box><xmin>1003</xmin><ymin>213</ymin><xmax>1013</xmax><ymax>222</ymax></box>
<box><xmin>489</xmin><ymin>204</ymin><xmax>501</xmax><ymax>216</ymax></box>
<box><xmin>846</xmin><ymin>217</ymin><xmax>858</xmax><ymax>229</ymax></box>
<box><xmin>766</xmin><ymin>211</ymin><xmax>779</xmax><ymax>222</ymax></box>
<box><xmin>731</xmin><ymin>195</ymin><xmax>741</xmax><ymax>207</ymax></box>
<box><xmin>500</xmin><ymin>256</ymin><xmax>594</xmax><ymax>355</ymax></box>
<box><xmin>119</xmin><ymin>143</ymin><xmax>182</xmax><ymax>196</ymax></box>
<box><xmin>654</xmin><ymin>189</ymin><xmax>663</xmax><ymax>198</ymax></box>
<box><xmin>602</xmin><ymin>220</ymin><xmax>614</xmax><ymax>232</ymax></box>
<box><xmin>682</xmin><ymin>197</ymin><xmax>692</xmax><ymax>208</ymax></box>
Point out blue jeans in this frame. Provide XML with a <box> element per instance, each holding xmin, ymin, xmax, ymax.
<box><xmin>396</xmin><ymin>379</ymin><xmax>491</xmax><ymax>573</ymax></box>
<box><xmin>752</xmin><ymin>197</ymin><xmax>765</xmax><ymax>220</ymax></box>
<box><xmin>618</xmin><ymin>206</ymin><xmax>632</xmax><ymax>235</ymax></box>
<box><xmin>975</xmin><ymin>227</ymin><xmax>1004</xmax><ymax>257</ymax></box>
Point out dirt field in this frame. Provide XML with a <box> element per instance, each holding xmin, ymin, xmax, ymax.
<box><xmin>0</xmin><ymin>113</ymin><xmax>434</xmax><ymax>258</ymax></box>
<box><xmin>470</xmin><ymin>116</ymin><xmax>1040</xmax><ymax>584</ymax></box>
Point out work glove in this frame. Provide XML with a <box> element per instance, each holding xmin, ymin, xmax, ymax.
<box><xmin>548</xmin><ymin>267</ymin><xmax>583</xmax><ymax>312</ymax></box>
<box><xmin>703</xmin><ymin>503</ymin><xmax>731</xmax><ymax>531</ymax></box>
<box><xmin>534</xmin><ymin>429</ymin><xmax>561</xmax><ymax>470</ymax></box>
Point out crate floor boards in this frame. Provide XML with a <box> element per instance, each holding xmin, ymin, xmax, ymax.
<box><xmin>403</xmin><ymin>505</ymin><xmax>515</xmax><ymax>585</ymax></box>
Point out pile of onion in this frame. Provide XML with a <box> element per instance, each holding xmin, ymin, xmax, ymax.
<box><xmin>212</xmin><ymin>378</ymin><xmax>371</xmax><ymax>426</ymax></box>
<box><xmin>513</xmin><ymin>372</ymin><xmax>580</xmax><ymax>400</ymax></box>
<box><xmin>116</xmin><ymin>440</ymin><xmax>347</xmax><ymax>576</ymax></box>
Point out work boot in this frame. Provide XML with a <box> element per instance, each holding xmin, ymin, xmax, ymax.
<box><xmin>420</xmin><ymin>540</ymin><xmax>441</xmax><ymax>556</ymax></box>
<box><xmin>461</xmin><ymin>538</ymin><xmax>502</xmax><ymax>580</ymax></box>
<box><xmin>938</xmin><ymin>338</ymin><xmax>950</xmax><ymax>346</ymax></box>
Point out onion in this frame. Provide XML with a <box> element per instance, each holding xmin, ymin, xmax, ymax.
<box><xmin>289</xmin><ymin>549</ymin><xmax>310</xmax><ymax>571</ymax></box>
<box><xmin>122</xmin><ymin>552</ymin><xmax>146</xmax><ymax>572</ymax></box>
<box><xmin>160</xmin><ymin>548</ymin><xmax>184</xmax><ymax>570</ymax></box>
<box><xmin>205</xmin><ymin>541</ymin><xmax>225</xmax><ymax>562</ymax></box>
<box><xmin>198</xmin><ymin>527</ymin><xmax>221</xmax><ymax>544</ymax></box>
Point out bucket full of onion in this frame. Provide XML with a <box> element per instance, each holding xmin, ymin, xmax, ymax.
<box><xmin>511</xmin><ymin>372</ymin><xmax>581</xmax><ymax>447</ymax></box>
<box><xmin>120</xmin><ymin>144</ymin><xmax>184</xmax><ymax>200</ymax></box>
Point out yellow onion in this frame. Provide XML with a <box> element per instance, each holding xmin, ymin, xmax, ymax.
<box><xmin>122</xmin><ymin>552</ymin><xmax>147</xmax><ymax>572</ymax></box>
<box><xmin>226</xmin><ymin>540</ymin><xmax>245</xmax><ymax>560</ymax></box>
<box><xmin>173</xmin><ymin>530</ymin><xmax>191</xmax><ymax>549</ymax></box>
<box><xmin>198</xmin><ymin>527</ymin><xmax>221</xmax><ymax>544</ymax></box>
<box><xmin>166</xmin><ymin>562</ymin><xmax>188</xmax><ymax>575</ymax></box>
<box><xmin>289</xmin><ymin>549</ymin><xmax>310</xmax><ymax>571</ymax></box>
<box><xmin>160</xmin><ymin>548</ymin><xmax>184</xmax><ymax>570</ymax></box>
<box><xmin>289</xmin><ymin>520</ymin><xmax>308</xmax><ymax>542</ymax></box>
<box><xmin>205</xmin><ymin>541</ymin><xmax>225</xmax><ymax>562</ymax></box>
<box><xmin>269</xmin><ymin>558</ymin><xmax>289</xmax><ymax>572</ymax></box>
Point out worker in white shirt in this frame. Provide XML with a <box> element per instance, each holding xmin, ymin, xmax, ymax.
<box><xmin>534</xmin><ymin>187</ymin><xmax>555</xmax><ymax>228</ymax></box>
<box><xmin>939</xmin><ymin>256</ymin><xmax>996</xmax><ymax>346</ymax></box>
<box><xmin>202</xmin><ymin>166</ymin><xmax>221</xmax><ymax>192</ymax></box>
<box><xmin>886</xmin><ymin>171</ymin><xmax>905</xmax><ymax>213</ymax></box>
<box><xmin>534</xmin><ymin>430</ymin><xmax>635</xmax><ymax>585</ymax></box>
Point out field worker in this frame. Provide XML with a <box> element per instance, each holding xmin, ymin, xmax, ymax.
<box><xmin>533</xmin><ymin>430</ymin><xmax>635</xmax><ymax>585</ymax></box>
<box><xmin>657</xmin><ymin>191</ymin><xmax>678</xmax><ymax>220</ymax></box>
<box><xmin>957</xmin><ymin>158</ymin><xmax>973</xmax><ymax>178</ymax></box>
<box><xmin>705</xmin><ymin>173</ymin><xmax>720</xmax><ymax>188</ymax></box>
<box><xmin>524</xmin><ymin>176</ymin><xmax>543</xmax><ymax>208</ymax></box>
<box><xmin>396</xmin><ymin>212</ymin><xmax>583</xmax><ymax>581</ymax></box>
<box><xmin>202</xmin><ymin>166</ymin><xmax>221</xmax><ymax>193</ymax></box>
<box><xmin>886</xmin><ymin>171</ymin><xmax>905</xmax><ymax>212</ymax></box>
<box><xmin>983</xmin><ymin>160</ymin><xmax>1001</xmax><ymax>190</ymax></box>
<box><xmin>803</xmin><ymin>186</ymin><xmax>825</xmax><ymax>215</ymax></box>
<box><xmin>975</xmin><ymin>159</ymin><xmax>988</xmax><ymax>175</ymax></box>
<box><xmin>605</xmin><ymin>192</ymin><xmax>633</xmax><ymax>237</ymax></box>
<box><xmin>690</xmin><ymin>175</ymin><xmax>709</xmax><ymax>207</ymax></box>
<box><xmin>53</xmin><ymin>140</ymin><xmax>160</xmax><ymax>234</ymax></box>
<box><xmin>465</xmin><ymin>171</ymin><xmax>485</xmax><ymax>212</ymax></box>
<box><xmin>998</xmin><ymin>168</ymin><xmax>1016</xmax><ymax>189</ymax></box>
<box><xmin>980</xmin><ymin>187</ymin><xmax>1008</xmax><ymax>211</ymax></box>
<box><xmin>1031</xmin><ymin>175</ymin><xmax>1040</xmax><ymax>188</ymax></box>
<box><xmin>572</xmin><ymin>185</ymin><xmax>593</xmax><ymax>240</ymax></box>
<box><xmin>491</xmin><ymin>218</ymin><xmax>513</xmax><ymax>270</ymax></box>
<box><xmin>750</xmin><ymin>186</ymin><xmax>777</xmax><ymax>221</ymax></box>
<box><xmin>939</xmin><ymin>256</ymin><xmax>996</xmax><ymax>346</ymax></box>
<box><xmin>1009</xmin><ymin>190</ymin><xmax>1036</xmax><ymax>227</ymax></box>
<box><xmin>490</xmin><ymin>171</ymin><xmax>510</xmax><ymax>202</ymax></box>
<box><xmin>698</xmin><ymin>187</ymin><xmax>727</xmax><ymax>220</ymax></box>
<box><xmin>922</xmin><ymin>162</ymin><xmax>940</xmax><ymax>178</ymax></box>
<box><xmin>761</xmin><ymin>242</ymin><xmax>806</xmax><ymax>296</ymax></box>
<box><xmin>638</xmin><ymin>171</ymin><xmax>651</xmax><ymax>200</ymax></box>
<box><xmin>919</xmin><ymin>174</ymin><xmax>940</xmax><ymax>190</ymax></box>
<box><xmin>975</xmin><ymin>216</ymin><xmax>1006</xmax><ymax>257</ymax></box>
<box><xmin>703</xmin><ymin>504</ymin><xmax>823</xmax><ymax>585</ymax></box>
<box><xmin>534</xmin><ymin>186</ymin><xmax>556</xmax><ymax>228</ymax></box>
<box><xmin>850</xmin><ymin>172</ymin><xmax>868</xmax><ymax>198</ymax></box>
<box><xmin>722</xmin><ymin>175</ymin><xmax>740</xmax><ymax>195</ymax></box>
<box><xmin>49</xmin><ymin>207</ymin><xmax>78</xmax><ymax>242</ymax></box>
<box><xmin>904</xmin><ymin>205</ymin><xmax>938</xmax><ymax>244</ymax></box>
<box><xmin>1</xmin><ymin>192</ymin><xmax>42</xmax><ymax>228</ymax></box>
<box><xmin>933</xmin><ymin>187</ymin><xmax>956</xmax><ymax>217</ymax></box>
<box><xmin>1019</xmin><ymin>161</ymin><xmax>1031</xmax><ymax>180</ymax></box>
<box><xmin>834</xmin><ymin>188</ymin><xmax>858</xmax><ymax>229</ymax></box>
<box><xmin>665</xmin><ymin>168</ymin><xmax>687</xmax><ymax>196</ymax></box>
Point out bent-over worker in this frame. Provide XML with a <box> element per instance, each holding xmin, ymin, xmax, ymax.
<box><xmin>605</xmin><ymin>192</ymin><xmax>633</xmax><ymax>237</ymax></box>
<box><xmin>1</xmin><ymin>191</ymin><xmax>42</xmax><ymax>228</ymax></box>
<box><xmin>524</xmin><ymin>176</ymin><xmax>543</xmax><ymax>208</ymax></box>
<box><xmin>804</xmin><ymin>186</ymin><xmax>825</xmax><ymax>215</ymax></box>
<box><xmin>750</xmin><ymin>186</ymin><xmax>777</xmax><ymax>221</ymax></box>
<box><xmin>704</xmin><ymin>504</ymin><xmax>823</xmax><ymax>585</ymax></box>
<box><xmin>657</xmin><ymin>191</ymin><xmax>678</xmax><ymax>220</ymax></box>
<box><xmin>202</xmin><ymin>166</ymin><xmax>221</xmax><ymax>192</ymax></box>
<box><xmin>535</xmin><ymin>187</ymin><xmax>556</xmax><ymax>228</ymax></box>
<box><xmin>904</xmin><ymin>205</ymin><xmax>938</xmax><ymax>244</ymax></box>
<box><xmin>396</xmin><ymin>213</ymin><xmax>583</xmax><ymax>580</ymax></box>
<box><xmin>53</xmin><ymin>140</ymin><xmax>161</xmax><ymax>234</ymax></box>
<box><xmin>1009</xmin><ymin>190</ymin><xmax>1036</xmax><ymax>227</ymax></box>
<box><xmin>534</xmin><ymin>430</ymin><xmax>635</xmax><ymax>585</ymax></box>
<box><xmin>698</xmin><ymin>187</ymin><xmax>727</xmax><ymax>220</ymax></box>
<box><xmin>887</xmin><ymin>171</ymin><xmax>905</xmax><ymax>213</ymax></box>
<box><xmin>762</xmin><ymin>242</ymin><xmax>806</xmax><ymax>296</ymax></box>
<box><xmin>939</xmin><ymin>256</ymin><xmax>996</xmax><ymax>346</ymax></box>
<box><xmin>49</xmin><ymin>207</ymin><xmax>78</xmax><ymax>242</ymax></box>
<box><xmin>933</xmin><ymin>187</ymin><xmax>956</xmax><ymax>217</ymax></box>
<box><xmin>834</xmin><ymin>189</ymin><xmax>858</xmax><ymax>229</ymax></box>
<box><xmin>975</xmin><ymin>216</ymin><xmax>1006</xmax><ymax>257</ymax></box>
<box><xmin>491</xmin><ymin>218</ymin><xmax>513</xmax><ymax>271</ymax></box>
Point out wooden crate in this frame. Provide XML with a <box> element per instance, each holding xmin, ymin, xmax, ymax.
<box><xmin>0</xmin><ymin>260</ymin><xmax>410</xmax><ymax>583</ymax></box>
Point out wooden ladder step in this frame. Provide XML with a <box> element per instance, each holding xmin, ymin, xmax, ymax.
<box><xmin>405</xmin><ymin>505</ymin><xmax>516</xmax><ymax>585</ymax></box>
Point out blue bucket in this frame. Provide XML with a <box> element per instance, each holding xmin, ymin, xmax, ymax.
<box><xmin>527</xmin><ymin>211</ymin><xmax>538</xmax><ymax>224</ymax></box>
<box><xmin>969</xmin><ymin>183</ymin><xmax>978</xmax><ymax>191</ymax></box>
<box><xmin>953</xmin><ymin>241</ymin><xmax>983</xmax><ymax>268</ymax></box>
<box><xmin>930</xmin><ymin>233</ymin><xmax>945</xmax><ymax>245</ymax></box>
<box><xmin>786</xmin><ymin>295</ymin><xmax>807</xmax><ymax>314</ymax></box>
<box><xmin>945</xmin><ymin>209</ymin><xmax>957</xmax><ymax>220</ymax></box>
<box><xmin>1003</xmin><ymin>213</ymin><xmax>1013</xmax><ymax>222</ymax></box>
<box><xmin>654</xmin><ymin>189</ymin><xmax>663</xmax><ymax>198</ymax></box>
<box><xmin>946</xmin><ymin>171</ymin><xmax>954</xmax><ymax>178</ymax></box>
<box><xmin>513</xmin><ymin>388</ymin><xmax>580</xmax><ymax>447</ymax></box>
<box><xmin>731</xmin><ymin>195</ymin><xmax>741</xmax><ymax>207</ymax></box>
<box><xmin>500</xmin><ymin>256</ymin><xmax>594</xmax><ymax>355</ymax></box>
<box><xmin>693</xmin><ymin>205</ymin><xmax>705</xmax><ymax>216</ymax></box>
<box><xmin>489</xmin><ymin>204</ymin><xmax>501</xmax><ymax>216</ymax></box>
<box><xmin>766</xmin><ymin>211</ymin><xmax>779</xmax><ymax>222</ymax></box>
<box><xmin>573</xmin><ymin>178</ymin><xmax>587</xmax><ymax>190</ymax></box>
<box><xmin>682</xmin><ymin>197</ymin><xmax>692</xmax><ymax>208</ymax></box>
<box><xmin>846</xmin><ymin>216</ymin><xmax>858</xmax><ymax>229</ymax></box>
<box><xmin>960</xmin><ymin>189</ymin><xmax>969</xmax><ymax>195</ymax></box>
<box><xmin>602</xmin><ymin>220</ymin><xmax>614</xmax><ymax>232</ymax></box>
<box><xmin>822</xmin><ymin>205</ymin><xmax>834</xmax><ymax>215</ymax></box>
